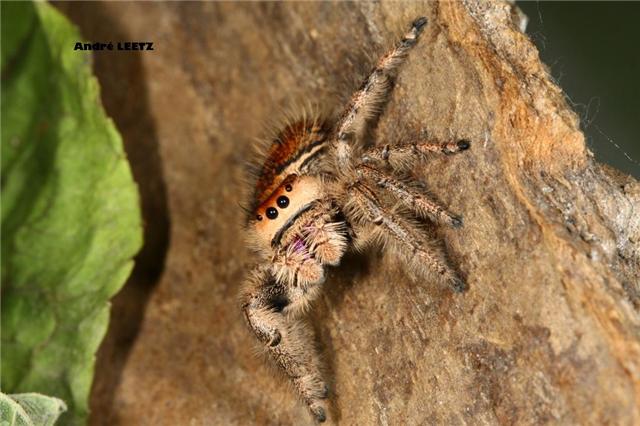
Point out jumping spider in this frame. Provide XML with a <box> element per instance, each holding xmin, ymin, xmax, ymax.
<box><xmin>241</xmin><ymin>17</ymin><xmax>469</xmax><ymax>422</ymax></box>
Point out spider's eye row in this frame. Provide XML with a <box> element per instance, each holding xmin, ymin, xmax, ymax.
<box><xmin>277</xmin><ymin>196</ymin><xmax>289</xmax><ymax>208</ymax></box>
<box><xmin>266</xmin><ymin>207</ymin><xmax>278</xmax><ymax>220</ymax></box>
<box><xmin>256</xmin><ymin>214</ymin><xmax>263</xmax><ymax>221</ymax></box>
<box><xmin>285</xmin><ymin>184</ymin><xmax>293</xmax><ymax>192</ymax></box>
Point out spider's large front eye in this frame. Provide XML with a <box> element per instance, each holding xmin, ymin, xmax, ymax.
<box><xmin>266</xmin><ymin>207</ymin><xmax>278</xmax><ymax>220</ymax></box>
<box><xmin>277</xmin><ymin>196</ymin><xmax>289</xmax><ymax>208</ymax></box>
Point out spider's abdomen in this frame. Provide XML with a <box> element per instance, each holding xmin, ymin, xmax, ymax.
<box><xmin>252</xmin><ymin>118</ymin><xmax>330</xmax><ymax>210</ymax></box>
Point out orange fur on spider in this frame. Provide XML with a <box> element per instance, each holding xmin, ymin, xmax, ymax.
<box><xmin>253</xmin><ymin>119</ymin><xmax>330</xmax><ymax>207</ymax></box>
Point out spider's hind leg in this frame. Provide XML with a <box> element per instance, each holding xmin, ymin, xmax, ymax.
<box><xmin>348</xmin><ymin>183</ymin><xmax>467</xmax><ymax>292</ymax></box>
<box><xmin>241</xmin><ymin>266</ymin><xmax>329</xmax><ymax>422</ymax></box>
<box><xmin>356</xmin><ymin>164</ymin><xmax>463</xmax><ymax>228</ymax></box>
<box><xmin>335</xmin><ymin>17</ymin><xmax>428</xmax><ymax>167</ymax></box>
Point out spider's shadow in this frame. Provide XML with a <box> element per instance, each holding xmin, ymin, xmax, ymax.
<box><xmin>309</xmin><ymin>249</ymin><xmax>375</xmax><ymax>423</ymax></box>
<box><xmin>326</xmin><ymin>250</ymin><xmax>374</xmax><ymax>306</ymax></box>
<box><xmin>308</xmin><ymin>220</ymin><xmax>467</xmax><ymax>420</ymax></box>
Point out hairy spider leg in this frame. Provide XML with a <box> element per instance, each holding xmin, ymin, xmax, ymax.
<box><xmin>241</xmin><ymin>267</ymin><xmax>329</xmax><ymax>422</ymax></box>
<box><xmin>348</xmin><ymin>182</ymin><xmax>466</xmax><ymax>292</ymax></box>
<box><xmin>334</xmin><ymin>17</ymin><xmax>429</xmax><ymax>168</ymax></box>
<box><xmin>356</xmin><ymin>163</ymin><xmax>463</xmax><ymax>227</ymax></box>
<box><xmin>362</xmin><ymin>139</ymin><xmax>470</xmax><ymax>170</ymax></box>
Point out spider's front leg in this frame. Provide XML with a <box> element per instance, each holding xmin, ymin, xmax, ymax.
<box><xmin>241</xmin><ymin>266</ymin><xmax>329</xmax><ymax>422</ymax></box>
<box><xmin>334</xmin><ymin>17</ymin><xmax>428</xmax><ymax>167</ymax></box>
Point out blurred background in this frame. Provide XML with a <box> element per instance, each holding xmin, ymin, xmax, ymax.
<box><xmin>520</xmin><ymin>1</ymin><xmax>640</xmax><ymax>178</ymax></box>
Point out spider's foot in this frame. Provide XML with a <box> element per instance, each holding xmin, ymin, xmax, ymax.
<box><xmin>298</xmin><ymin>375</ymin><xmax>329</xmax><ymax>412</ymax></box>
<box><xmin>412</xmin><ymin>17</ymin><xmax>428</xmax><ymax>33</ymax></box>
<box><xmin>403</xmin><ymin>17</ymin><xmax>428</xmax><ymax>47</ymax></box>
<box><xmin>457</xmin><ymin>139</ymin><xmax>471</xmax><ymax>151</ymax></box>
<box><xmin>443</xmin><ymin>140</ymin><xmax>470</xmax><ymax>155</ymax></box>
<box><xmin>450</xmin><ymin>276</ymin><xmax>469</xmax><ymax>293</ymax></box>
<box><xmin>309</xmin><ymin>402</ymin><xmax>327</xmax><ymax>423</ymax></box>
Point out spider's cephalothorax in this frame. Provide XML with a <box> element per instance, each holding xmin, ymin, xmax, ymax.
<box><xmin>240</xmin><ymin>17</ymin><xmax>470</xmax><ymax>422</ymax></box>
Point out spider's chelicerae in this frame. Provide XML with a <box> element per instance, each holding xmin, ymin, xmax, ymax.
<box><xmin>240</xmin><ymin>17</ymin><xmax>469</xmax><ymax>422</ymax></box>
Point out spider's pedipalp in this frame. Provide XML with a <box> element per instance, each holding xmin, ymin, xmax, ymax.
<box><xmin>303</xmin><ymin>218</ymin><xmax>348</xmax><ymax>265</ymax></box>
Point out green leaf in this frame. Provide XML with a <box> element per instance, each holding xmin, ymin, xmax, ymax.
<box><xmin>1</xmin><ymin>2</ymin><xmax>143</xmax><ymax>425</ymax></box>
<box><xmin>0</xmin><ymin>393</ymin><xmax>67</xmax><ymax>426</ymax></box>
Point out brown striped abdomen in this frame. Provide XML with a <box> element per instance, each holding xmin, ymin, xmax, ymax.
<box><xmin>253</xmin><ymin>118</ymin><xmax>330</xmax><ymax>208</ymax></box>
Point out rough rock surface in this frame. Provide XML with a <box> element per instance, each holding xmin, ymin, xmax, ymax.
<box><xmin>56</xmin><ymin>2</ymin><xmax>640</xmax><ymax>425</ymax></box>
